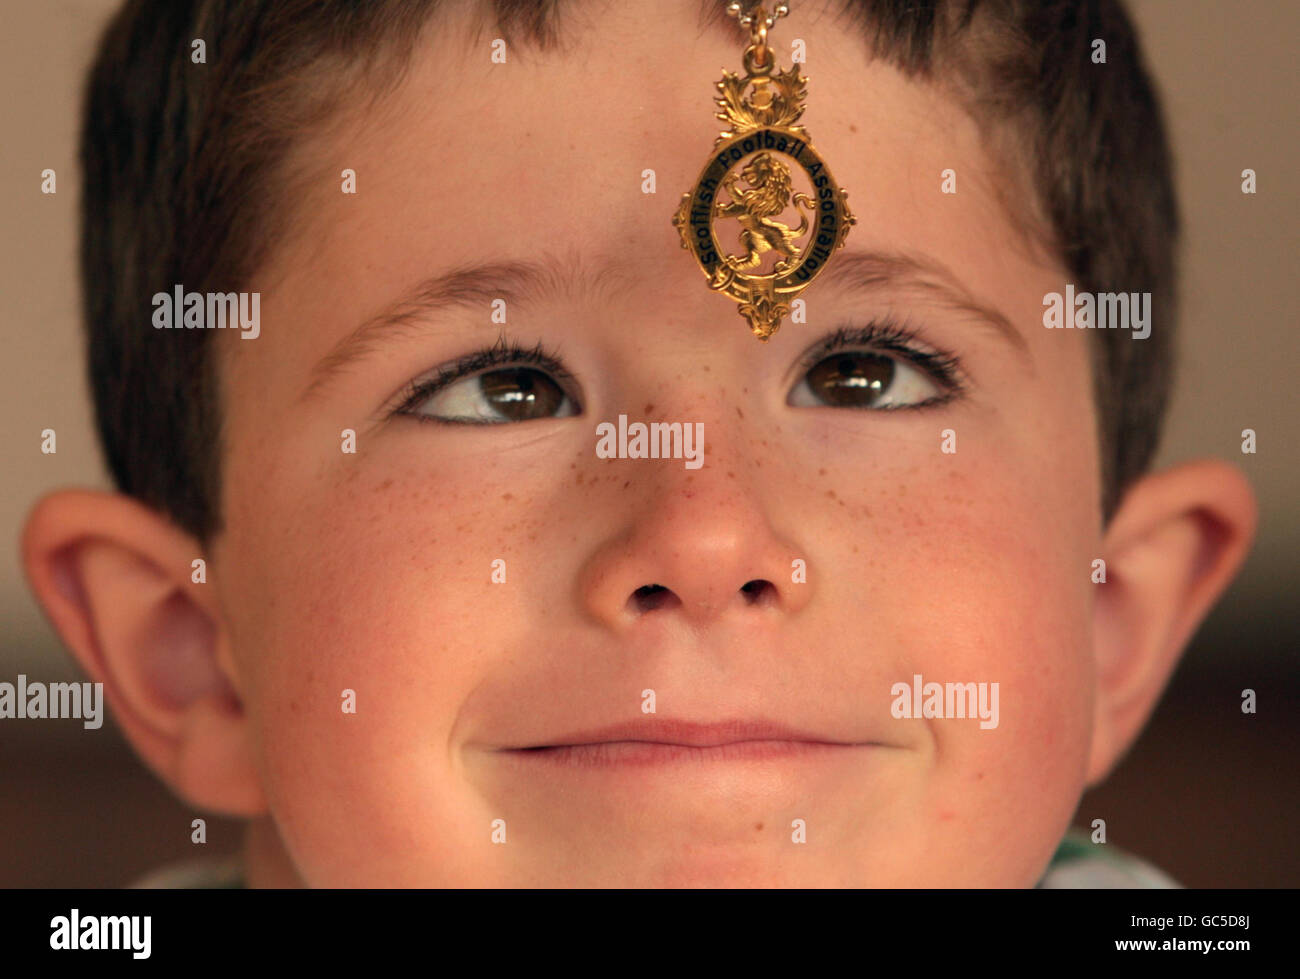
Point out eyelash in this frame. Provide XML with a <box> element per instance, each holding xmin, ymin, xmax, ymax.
<box><xmin>795</xmin><ymin>319</ymin><xmax>967</xmax><ymax>408</ymax></box>
<box><xmin>389</xmin><ymin>321</ymin><xmax>966</xmax><ymax>420</ymax></box>
<box><xmin>390</xmin><ymin>336</ymin><xmax>579</xmax><ymax>418</ymax></box>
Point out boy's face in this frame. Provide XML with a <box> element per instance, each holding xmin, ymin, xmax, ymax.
<box><xmin>213</xmin><ymin>0</ymin><xmax>1100</xmax><ymax>885</ymax></box>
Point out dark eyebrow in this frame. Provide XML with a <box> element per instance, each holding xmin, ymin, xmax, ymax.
<box><xmin>300</xmin><ymin>249</ymin><xmax>632</xmax><ymax>403</ymax></box>
<box><xmin>816</xmin><ymin>248</ymin><xmax>1030</xmax><ymax>361</ymax></box>
<box><xmin>300</xmin><ymin>246</ymin><xmax>1028</xmax><ymax>403</ymax></box>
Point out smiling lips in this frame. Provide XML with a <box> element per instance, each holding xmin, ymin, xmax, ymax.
<box><xmin>501</xmin><ymin>719</ymin><xmax>878</xmax><ymax>768</ymax></box>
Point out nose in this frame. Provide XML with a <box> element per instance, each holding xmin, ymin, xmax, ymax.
<box><xmin>577</xmin><ymin>458</ymin><xmax>812</xmax><ymax>630</ymax></box>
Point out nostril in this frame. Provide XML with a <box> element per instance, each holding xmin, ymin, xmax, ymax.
<box><xmin>740</xmin><ymin>579</ymin><xmax>777</xmax><ymax>606</ymax></box>
<box><xmin>630</xmin><ymin>584</ymin><xmax>682</xmax><ymax>614</ymax></box>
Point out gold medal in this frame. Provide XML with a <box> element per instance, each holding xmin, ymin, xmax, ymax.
<box><xmin>672</xmin><ymin>1</ymin><xmax>856</xmax><ymax>341</ymax></box>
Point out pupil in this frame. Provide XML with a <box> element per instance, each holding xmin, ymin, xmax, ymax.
<box><xmin>480</xmin><ymin>368</ymin><xmax>562</xmax><ymax>421</ymax></box>
<box><xmin>808</xmin><ymin>352</ymin><xmax>893</xmax><ymax>406</ymax></box>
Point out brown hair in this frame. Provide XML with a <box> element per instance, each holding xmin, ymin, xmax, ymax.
<box><xmin>80</xmin><ymin>0</ymin><xmax>1178</xmax><ymax>543</ymax></box>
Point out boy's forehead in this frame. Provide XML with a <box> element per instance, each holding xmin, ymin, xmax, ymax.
<box><xmin>390</xmin><ymin>3</ymin><xmax>987</xmax><ymax>246</ymax></box>
<box><xmin>249</xmin><ymin>0</ymin><xmax>1053</xmax><ymax>381</ymax></box>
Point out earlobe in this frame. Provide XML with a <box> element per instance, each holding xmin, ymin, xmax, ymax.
<box><xmin>1085</xmin><ymin>460</ymin><xmax>1257</xmax><ymax>785</ymax></box>
<box><xmin>20</xmin><ymin>490</ymin><xmax>266</xmax><ymax>816</ymax></box>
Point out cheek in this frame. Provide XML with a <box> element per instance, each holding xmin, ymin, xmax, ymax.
<box><xmin>921</xmin><ymin>462</ymin><xmax>1095</xmax><ymax>880</ymax></box>
<box><xmin>816</xmin><ymin>418</ymin><xmax>1096</xmax><ymax>883</ymax></box>
<box><xmin>217</xmin><ymin>458</ymin><xmax>531</xmax><ymax>883</ymax></box>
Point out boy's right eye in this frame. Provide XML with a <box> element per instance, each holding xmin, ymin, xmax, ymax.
<box><xmin>402</xmin><ymin>366</ymin><xmax>580</xmax><ymax>424</ymax></box>
<box><xmin>390</xmin><ymin>337</ymin><xmax>582</xmax><ymax>425</ymax></box>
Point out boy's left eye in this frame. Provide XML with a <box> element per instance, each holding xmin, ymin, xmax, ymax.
<box><xmin>787</xmin><ymin>351</ymin><xmax>944</xmax><ymax>410</ymax></box>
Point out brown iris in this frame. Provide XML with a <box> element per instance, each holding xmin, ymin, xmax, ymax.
<box><xmin>805</xmin><ymin>353</ymin><xmax>895</xmax><ymax>407</ymax></box>
<box><xmin>477</xmin><ymin>368</ymin><xmax>566</xmax><ymax>421</ymax></box>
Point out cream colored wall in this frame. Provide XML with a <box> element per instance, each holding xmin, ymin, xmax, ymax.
<box><xmin>1</xmin><ymin>0</ymin><xmax>1296</xmax><ymax>678</ymax></box>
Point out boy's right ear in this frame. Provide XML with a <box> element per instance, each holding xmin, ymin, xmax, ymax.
<box><xmin>20</xmin><ymin>490</ymin><xmax>266</xmax><ymax>817</ymax></box>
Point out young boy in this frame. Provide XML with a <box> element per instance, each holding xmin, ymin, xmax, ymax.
<box><xmin>22</xmin><ymin>0</ymin><xmax>1255</xmax><ymax>887</ymax></box>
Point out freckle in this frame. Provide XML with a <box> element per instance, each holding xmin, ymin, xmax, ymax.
<box><xmin>502</xmin><ymin>492</ymin><xmax>514</xmax><ymax>500</ymax></box>
<box><xmin>727</xmin><ymin>471</ymin><xmax>735</xmax><ymax>479</ymax></box>
<box><xmin>645</xmin><ymin>403</ymin><xmax>654</xmax><ymax>414</ymax></box>
<box><xmin>570</xmin><ymin>462</ymin><xmax>576</xmax><ymax>469</ymax></box>
<box><xmin>378</xmin><ymin>478</ymin><xmax>393</xmax><ymax>491</ymax></box>
<box><xmin>852</xmin><ymin>544</ymin><xmax>859</xmax><ymax>553</ymax></box>
<box><xmin>735</xmin><ymin>406</ymin><xmax>744</xmax><ymax>418</ymax></box>
<box><xmin>703</xmin><ymin>365</ymin><xmax>710</xmax><ymax>372</ymax></box>
<box><xmin>755</xmin><ymin>822</ymin><xmax>763</xmax><ymax>831</ymax></box>
<box><xmin>977</xmin><ymin>772</ymin><xmax>985</xmax><ymax>780</ymax></box>
<box><xmin>849</xmin><ymin>123</ymin><xmax>858</xmax><ymax>133</ymax></box>
<box><xmin>623</xmin><ymin>480</ymin><xmax>631</xmax><ymax>488</ymax></box>
<box><xmin>819</xmin><ymin>468</ymin><xmax>827</xmax><ymax>476</ymax></box>
<box><xmin>838</xmin><ymin>498</ymin><xmax>846</xmax><ymax>507</ymax></box>
<box><xmin>576</xmin><ymin>471</ymin><xmax>584</xmax><ymax>484</ymax></box>
<box><xmin>826</xmin><ymin>489</ymin><xmax>836</xmax><ymax>499</ymax></box>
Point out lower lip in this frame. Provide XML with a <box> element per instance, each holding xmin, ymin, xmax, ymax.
<box><xmin>502</xmin><ymin>740</ymin><xmax>868</xmax><ymax>768</ymax></box>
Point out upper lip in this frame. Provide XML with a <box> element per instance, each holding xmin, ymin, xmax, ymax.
<box><xmin>510</xmin><ymin>719</ymin><xmax>867</xmax><ymax>749</ymax></box>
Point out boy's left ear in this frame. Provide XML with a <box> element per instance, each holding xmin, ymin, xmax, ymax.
<box><xmin>1086</xmin><ymin>459</ymin><xmax>1257</xmax><ymax>785</ymax></box>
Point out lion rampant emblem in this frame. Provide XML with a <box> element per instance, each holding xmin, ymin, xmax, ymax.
<box><xmin>672</xmin><ymin>57</ymin><xmax>856</xmax><ymax>340</ymax></box>
<box><xmin>710</xmin><ymin>151</ymin><xmax>815</xmax><ymax>283</ymax></box>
